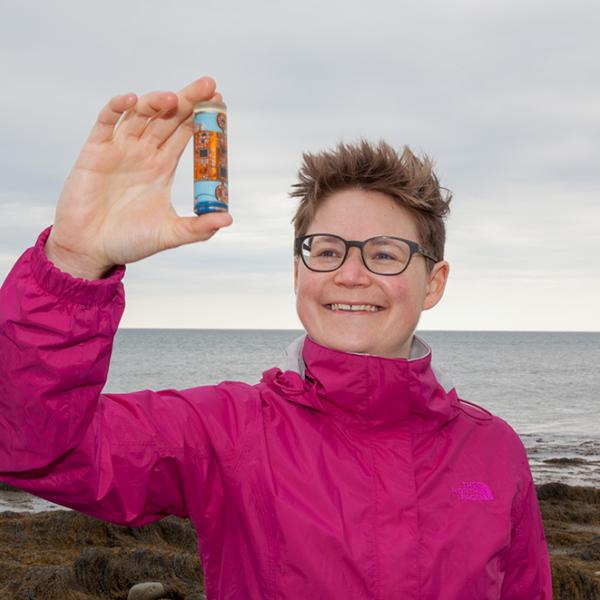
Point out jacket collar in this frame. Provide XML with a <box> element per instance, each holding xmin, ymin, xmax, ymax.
<box><xmin>263</xmin><ymin>334</ymin><xmax>461</xmax><ymax>430</ymax></box>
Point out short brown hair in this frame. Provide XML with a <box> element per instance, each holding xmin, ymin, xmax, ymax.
<box><xmin>289</xmin><ymin>139</ymin><xmax>452</xmax><ymax>269</ymax></box>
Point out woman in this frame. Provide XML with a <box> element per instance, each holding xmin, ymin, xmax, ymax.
<box><xmin>0</xmin><ymin>76</ymin><xmax>552</xmax><ymax>598</ymax></box>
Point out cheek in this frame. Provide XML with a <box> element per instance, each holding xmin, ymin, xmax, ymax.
<box><xmin>384</xmin><ymin>277</ymin><xmax>423</xmax><ymax>315</ymax></box>
<box><xmin>295</xmin><ymin>273</ymin><xmax>328</xmax><ymax>336</ymax></box>
<box><xmin>295</xmin><ymin>271</ymin><xmax>320</xmax><ymax>315</ymax></box>
<box><xmin>295</xmin><ymin>271</ymin><xmax>314</xmax><ymax>316</ymax></box>
<box><xmin>296</xmin><ymin>269</ymin><xmax>339</xmax><ymax>338</ymax></box>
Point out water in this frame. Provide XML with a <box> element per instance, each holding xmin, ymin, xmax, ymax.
<box><xmin>3</xmin><ymin>330</ymin><xmax>599</xmax><ymax>512</ymax></box>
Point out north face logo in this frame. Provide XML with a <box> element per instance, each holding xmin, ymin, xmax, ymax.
<box><xmin>451</xmin><ymin>481</ymin><xmax>494</xmax><ymax>501</ymax></box>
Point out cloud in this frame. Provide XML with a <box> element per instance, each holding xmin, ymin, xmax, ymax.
<box><xmin>1</xmin><ymin>0</ymin><xmax>598</xmax><ymax>330</ymax></box>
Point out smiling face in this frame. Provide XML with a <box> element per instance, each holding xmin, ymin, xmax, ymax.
<box><xmin>294</xmin><ymin>188</ymin><xmax>450</xmax><ymax>358</ymax></box>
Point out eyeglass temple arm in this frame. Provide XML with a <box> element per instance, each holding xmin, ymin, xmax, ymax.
<box><xmin>413</xmin><ymin>242</ymin><xmax>438</xmax><ymax>263</ymax></box>
<box><xmin>420</xmin><ymin>249</ymin><xmax>439</xmax><ymax>262</ymax></box>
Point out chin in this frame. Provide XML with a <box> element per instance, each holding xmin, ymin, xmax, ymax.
<box><xmin>312</xmin><ymin>332</ymin><xmax>379</xmax><ymax>355</ymax></box>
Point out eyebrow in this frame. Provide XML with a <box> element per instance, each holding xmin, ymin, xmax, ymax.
<box><xmin>368</xmin><ymin>237</ymin><xmax>399</xmax><ymax>246</ymax></box>
<box><xmin>311</xmin><ymin>235</ymin><xmax>341</xmax><ymax>243</ymax></box>
<box><xmin>307</xmin><ymin>235</ymin><xmax>406</xmax><ymax>245</ymax></box>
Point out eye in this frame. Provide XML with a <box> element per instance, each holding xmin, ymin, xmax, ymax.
<box><xmin>369</xmin><ymin>248</ymin><xmax>401</xmax><ymax>262</ymax></box>
<box><xmin>309</xmin><ymin>240</ymin><xmax>344</xmax><ymax>258</ymax></box>
<box><xmin>366</xmin><ymin>239</ymin><xmax>410</xmax><ymax>264</ymax></box>
<box><xmin>317</xmin><ymin>247</ymin><xmax>341</xmax><ymax>257</ymax></box>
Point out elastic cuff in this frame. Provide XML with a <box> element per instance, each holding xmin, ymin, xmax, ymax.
<box><xmin>31</xmin><ymin>226</ymin><xmax>126</xmax><ymax>307</ymax></box>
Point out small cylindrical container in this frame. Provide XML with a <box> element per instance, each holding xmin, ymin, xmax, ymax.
<box><xmin>193</xmin><ymin>100</ymin><xmax>228</xmax><ymax>215</ymax></box>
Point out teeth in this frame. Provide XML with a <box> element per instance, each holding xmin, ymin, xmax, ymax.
<box><xmin>329</xmin><ymin>303</ymin><xmax>380</xmax><ymax>312</ymax></box>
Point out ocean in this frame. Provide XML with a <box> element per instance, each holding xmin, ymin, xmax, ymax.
<box><xmin>3</xmin><ymin>329</ymin><xmax>599</xmax><ymax>512</ymax></box>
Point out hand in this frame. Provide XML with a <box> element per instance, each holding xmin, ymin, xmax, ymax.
<box><xmin>45</xmin><ymin>76</ymin><xmax>232</xmax><ymax>279</ymax></box>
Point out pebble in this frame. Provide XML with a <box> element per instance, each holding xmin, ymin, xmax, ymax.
<box><xmin>128</xmin><ymin>582</ymin><xmax>166</xmax><ymax>600</ymax></box>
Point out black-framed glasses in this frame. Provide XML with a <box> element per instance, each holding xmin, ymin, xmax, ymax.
<box><xmin>294</xmin><ymin>233</ymin><xmax>439</xmax><ymax>276</ymax></box>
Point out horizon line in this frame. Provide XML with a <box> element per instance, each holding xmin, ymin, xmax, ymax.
<box><xmin>117</xmin><ymin>327</ymin><xmax>600</xmax><ymax>334</ymax></box>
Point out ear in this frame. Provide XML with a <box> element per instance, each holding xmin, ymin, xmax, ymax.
<box><xmin>422</xmin><ymin>260</ymin><xmax>450</xmax><ymax>311</ymax></box>
<box><xmin>293</xmin><ymin>256</ymin><xmax>299</xmax><ymax>295</ymax></box>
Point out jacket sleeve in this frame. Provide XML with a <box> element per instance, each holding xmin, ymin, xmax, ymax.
<box><xmin>0</xmin><ymin>227</ymin><xmax>257</xmax><ymax>527</ymax></box>
<box><xmin>500</xmin><ymin>456</ymin><xmax>553</xmax><ymax>599</ymax></box>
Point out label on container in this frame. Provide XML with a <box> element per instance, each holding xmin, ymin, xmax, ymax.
<box><xmin>193</xmin><ymin>110</ymin><xmax>228</xmax><ymax>213</ymax></box>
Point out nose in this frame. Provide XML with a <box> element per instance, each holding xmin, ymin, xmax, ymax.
<box><xmin>333</xmin><ymin>247</ymin><xmax>371</xmax><ymax>286</ymax></box>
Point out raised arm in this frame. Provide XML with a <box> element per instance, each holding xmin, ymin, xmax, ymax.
<box><xmin>0</xmin><ymin>77</ymin><xmax>252</xmax><ymax>527</ymax></box>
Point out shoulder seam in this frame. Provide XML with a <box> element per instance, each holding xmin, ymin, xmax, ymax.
<box><xmin>457</xmin><ymin>398</ymin><xmax>494</xmax><ymax>423</ymax></box>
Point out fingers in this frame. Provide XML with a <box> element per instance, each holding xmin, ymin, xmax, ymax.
<box><xmin>168</xmin><ymin>212</ymin><xmax>233</xmax><ymax>247</ymax></box>
<box><xmin>86</xmin><ymin>93</ymin><xmax>137</xmax><ymax>144</ymax></box>
<box><xmin>156</xmin><ymin>112</ymin><xmax>195</xmax><ymax>165</ymax></box>
<box><xmin>114</xmin><ymin>91</ymin><xmax>179</xmax><ymax>140</ymax></box>
<box><xmin>141</xmin><ymin>76</ymin><xmax>217</xmax><ymax>148</ymax></box>
<box><xmin>157</xmin><ymin>89</ymin><xmax>223</xmax><ymax>162</ymax></box>
<box><xmin>85</xmin><ymin>78</ymin><xmax>220</xmax><ymax>150</ymax></box>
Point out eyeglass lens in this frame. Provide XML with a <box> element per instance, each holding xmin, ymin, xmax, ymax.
<box><xmin>301</xmin><ymin>235</ymin><xmax>411</xmax><ymax>274</ymax></box>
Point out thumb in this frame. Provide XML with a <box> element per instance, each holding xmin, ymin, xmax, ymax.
<box><xmin>170</xmin><ymin>212</ymin><xmax>233</xmax><ymax>247</ymax></box>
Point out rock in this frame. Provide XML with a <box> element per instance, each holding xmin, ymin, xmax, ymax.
<box><xmin>128</xmin><ymin>581</ymin><xmax>166</xmax><ymax>600</ymax></box>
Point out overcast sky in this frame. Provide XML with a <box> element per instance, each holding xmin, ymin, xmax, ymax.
<box><xmin>1</xmin><ymin>0</ymin><xmax>598</xmax><ymax>331</ymax></box>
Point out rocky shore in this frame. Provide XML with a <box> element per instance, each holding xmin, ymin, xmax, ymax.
<box><xmin>1</xmin><ymin>482</ymin><xmax>599</xmax><ymax>599</ymax></box>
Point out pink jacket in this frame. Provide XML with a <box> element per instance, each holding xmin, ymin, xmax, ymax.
<box><xmin>0</xmin><ymin>227</ymin><xmax>552</xmax><ymax>599</ymax></box>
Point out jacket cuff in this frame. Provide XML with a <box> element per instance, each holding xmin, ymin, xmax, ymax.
<box><xmin>31</xmin><ymin>226</ymin><xmax>126</xmax><ymax>307</ymax></box>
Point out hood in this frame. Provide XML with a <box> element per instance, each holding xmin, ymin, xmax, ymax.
<box><xmin>262</xmin><ymin>334</ymin><xmax>461</xmax><ymax>430</ymax></box>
